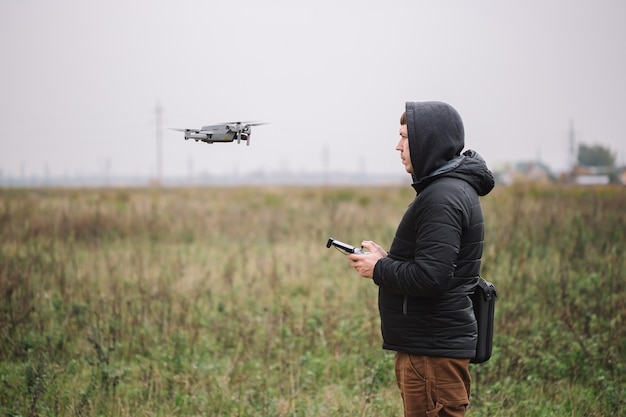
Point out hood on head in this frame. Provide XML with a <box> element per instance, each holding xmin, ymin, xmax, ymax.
<box><xmin>404</xmin><ymin>101</ymin><xmax>494</xmax><ymax>196</ymax></box>
<box><xmin>405</xmin><ymin>101</ymin><xmax>465</xmax><ymax>182</ymax></box>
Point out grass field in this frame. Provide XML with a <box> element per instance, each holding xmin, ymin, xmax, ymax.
<box><xmin>0</xmin><ymin>185</ymin><xmax>624</xmax><ymax>416</ymax></box>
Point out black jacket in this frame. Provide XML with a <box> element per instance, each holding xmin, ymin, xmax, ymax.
<box><xmin>373</xmin><ymin>102</ymin><xmax>494</xmax><ymax>358</ymax></box>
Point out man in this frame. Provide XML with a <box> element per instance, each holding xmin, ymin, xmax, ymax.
<box><xmin>348</xmin><ymin>101</ymin><xmax>494</xmax><ymax>417</ymax></box>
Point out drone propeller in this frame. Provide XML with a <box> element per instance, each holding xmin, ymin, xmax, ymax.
<box><xmin>227</xmin><ymin>121</ymin><xmax>268</xmax><ymax>127</ymax></box>
<box><xmin>240</xmin><ymin>121</ymin><xmax>267</xmax><ymax>145</ymax></box>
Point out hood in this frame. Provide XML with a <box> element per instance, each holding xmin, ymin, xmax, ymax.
<box><xmin>405</xmin><ymin>101</ymin><xmax>494</xmax><ymax>196</ymax></box>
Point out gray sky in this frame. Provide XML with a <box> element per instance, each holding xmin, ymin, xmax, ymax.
<box><xmin>2</xmin><ymin>0</ymin><xmax>625</xmax><ymax>181</ymax></box>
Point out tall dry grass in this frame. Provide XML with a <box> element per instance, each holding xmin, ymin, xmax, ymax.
<box><xmin>0</xmin><ymin>185</ymin><xmax>624</xmax><ymax>416</ymax></box>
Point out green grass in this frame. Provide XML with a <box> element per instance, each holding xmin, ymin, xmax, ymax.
<box><xmin>0</xmin><ymin>185</ymin><xmax>624</xmax><ymax>416</ymax></box>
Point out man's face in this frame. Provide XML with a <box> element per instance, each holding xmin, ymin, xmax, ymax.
<box><xmin>396</xmin><ymin>124</ymin><xmax>413</xmax><ymax>174</ymax></box>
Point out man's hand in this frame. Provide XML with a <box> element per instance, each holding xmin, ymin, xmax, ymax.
<box><xmin>347</xmin><ymin>240</ymin><xmax>387</xmax><ymax>279</ymax></box>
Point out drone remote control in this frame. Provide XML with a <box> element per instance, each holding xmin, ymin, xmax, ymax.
<box><xmin>326</xmin><ymin>238</ymin><xmax>364</xmax><ymax>255</ymax></box>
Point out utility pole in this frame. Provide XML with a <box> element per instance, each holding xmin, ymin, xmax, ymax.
<box><xmin>187</xmin><ymin>155</ymin><xmax>194</xmax><ymax>184</ymax></box>
<box><xmin>155</xmin><ymin>101</ymin><xmax>163</xmax><ymax>186</ymax></box>
<box><xmin>568</xmin><ymin>120</ymin><xmax>576</xmax><ymax>172</ymax></box>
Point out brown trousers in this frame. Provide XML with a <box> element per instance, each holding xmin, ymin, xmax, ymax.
<box><xmin>394</xmin><ymin>352</ymin><xmax>471</xmax><ymax>417</ymax></box>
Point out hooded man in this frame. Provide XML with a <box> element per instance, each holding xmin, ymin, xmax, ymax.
<box><xmin>348</xmin><ymin>101</ymin><xmax>495</xmax><ymax>417</ymax></box>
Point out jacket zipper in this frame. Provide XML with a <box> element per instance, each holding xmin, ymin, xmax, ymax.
<box><xmin>403</xmin><ymin>295</ymin><xmax>408</xmax><ymax>315</ymax></box>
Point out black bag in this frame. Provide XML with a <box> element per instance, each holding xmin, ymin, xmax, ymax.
<box><xmin>470</xmin><ymin>277</ymin><xmax>497</xmax><ymax>363</ymax></box>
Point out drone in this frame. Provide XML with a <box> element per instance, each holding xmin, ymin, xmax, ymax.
<box><xmin>170</xmin><ymin>121</ymin><xmax>268</xmax><ymax>146</ymax></box>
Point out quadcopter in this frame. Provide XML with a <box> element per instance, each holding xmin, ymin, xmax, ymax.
<box><xmin>170</xmin><ymin>121</ymin><xmax>267</xmax><ymax>146</ymax></box>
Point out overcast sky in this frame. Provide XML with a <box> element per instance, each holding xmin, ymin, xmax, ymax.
<box><xmin>1</xmin><ymin>0</ymin><xmax>625</xmax><ymax>181</ymax></box>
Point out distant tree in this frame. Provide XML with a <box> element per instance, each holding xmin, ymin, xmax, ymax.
<box><xmin>577</xmin><ymin>144</ymin><xmax>616</xmax><ymax>167</ymax></box>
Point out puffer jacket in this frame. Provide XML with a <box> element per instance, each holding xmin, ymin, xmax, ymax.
<box><xmin>373</xmin><ymin>101</ymin><xmax>494</xmax><ymax>358</ymax></box>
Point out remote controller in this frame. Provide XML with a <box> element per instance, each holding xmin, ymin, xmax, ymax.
<box><xmin>326</xmin><ymin>238</ymin><xmax>364</xmax><ymax>255</ymax></box>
